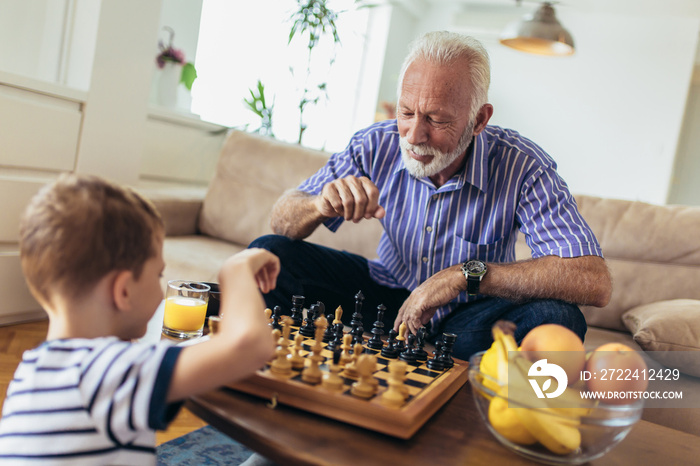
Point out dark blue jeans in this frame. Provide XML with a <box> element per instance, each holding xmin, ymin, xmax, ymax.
<box><xmin>249</xmin><ymin>234</ymin><xmax>587</xmax><ymax>360</ymax></box>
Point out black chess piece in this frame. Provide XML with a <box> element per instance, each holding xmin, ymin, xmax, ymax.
<box><xmin>299</xmin><ymin>303</ymin><xmax>319</xmax><ymax>337</ymax></box>
<box><xmin>426</xmin><ymin>339</ymin><xmax>446</xmax><ymax>371</ymax></box>
<box><xmin>380</xmin><ymin>329</ymin><xmax>399</xmax><ymax>359</ymax></box>
<box><xmin>411</xmin><ymin>326</ymin><xmax>429</xmax><ymax>361</ymax></box>
<box><xmin>290</xmin><ymin>295</ymin><xmax>305</xmax><ymax>327</ymax></box>
<box><xmin>271</xmin><ymin>305</ymin><xmax>283</xmax><ymax>330</ymax></box>
<box><xmin>322</xmin><ymin>313</ymin><xmax>335</xmax><ymax>342</ymax></box>
<box><xmin>350</xmin><ymin>290</ymin><xmax>365</xmax><ymax>344</ymax></box>
<box><xmin>399</xmin><ymin>334</ymin><xmax>418</xmax><ymax>364</ymax></box>
<box><xmin>437</xmin><ymin>332</ymin><xmax>457</xmax><ymax>369</ymax></box>
<box><xmin>366</xmin><ymin>304</ymin><xmax>386</xmax><ymax>350</ymax></box>
<box><xmin>327</xmin><ymin>319</ymin><xmax>345</xmax><ymax>352</ymax></box>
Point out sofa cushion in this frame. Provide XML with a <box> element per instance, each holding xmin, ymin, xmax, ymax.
<box><xmin>162</xmin><ymin>235</ymin><xmax>245</xmax><ymax>286</ymax></box>
<box><xmin>199</xmin><ymin>130</ymin><xmax>330</xmax><ymax>246</ymax></box>
<box><xmin>622</xmin><ymin>299</ymin><xmax>700</xmax><ymax>376</ymax></box>
<box><xmin>140</xmin><ymin>186</ymin><xmax>207</xmax><ymax>236</ymax></box>
<box><xmin>582</xmin><ymin>326</ymin><xmax>642</xmax><ymax>352</ymax></box>
<box><xmin>574</xmin><ymin>195</ymin><xmax>700</xmax><ymax>332</ymax></box>
<box><xmin>198</xmin><ymin>130</ymin><xmax>383</xmax><ymax>258</ymax></box>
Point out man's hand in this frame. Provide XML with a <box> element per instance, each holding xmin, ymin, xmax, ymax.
<box><xmin>314</xmin><ymin>176</ymin><xmax>386</xmax><ymax>223</ymax></box>
<box><xmin>394</xmin><ymin>265</ymin><xmax>465</xmax><ymax>335</ymax></box>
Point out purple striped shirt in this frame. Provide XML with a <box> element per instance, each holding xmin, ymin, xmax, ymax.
<box><xmin>298</xmin><ymin>120</ymin><xmax>602</xmax><ymax>324</ymax></box>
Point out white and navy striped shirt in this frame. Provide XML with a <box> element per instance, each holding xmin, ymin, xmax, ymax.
<box><xmin>298</xmin><ymin>120</ymin><xmax>603</xmax><ymax>324</ymax></box>
<box><xmin>0</xmin><ymin>337</ymin><xmax>183</xmax><ymax>465</ymax></box>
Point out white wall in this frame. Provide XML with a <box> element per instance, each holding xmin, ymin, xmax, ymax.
<box><xmin>487</xmin><ymin>11</ymin><xmax>698</xmax><ymax>205</ymax></box>
<box><xmin>668</xmin><ymin>69</ymin><xmax>700</xmax><ymax>205</ymax></box>
<box><xmin>377</xmin><ymin>0</ymin><xmax>700</xmax><ymax>205</ymax></box>
<box><xmin>75</xmin><ymin>0</ymin><xmax>163</xmax><ymax>185</ymax></box>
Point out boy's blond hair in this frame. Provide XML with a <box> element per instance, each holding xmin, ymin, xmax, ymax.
<box><xmin>19</xmin><ymin>173</ymin><xmax>164</xmax><ymax>306</ymax></box>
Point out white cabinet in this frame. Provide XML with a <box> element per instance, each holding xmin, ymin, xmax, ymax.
<box><xmin>0</xmin><ymin>81</ymin><xmax>83</xmax><ymax>172</ymax></box>
<box><xmin>0</xmin><ymin>248</ymin><xmax>44</xmax><ymax>325</ymax></box>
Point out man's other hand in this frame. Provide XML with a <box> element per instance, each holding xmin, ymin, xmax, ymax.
<box><xmin>394</xmin><ymin>265</ymin><xmax>465</xmax><ymax>335</ymax></box>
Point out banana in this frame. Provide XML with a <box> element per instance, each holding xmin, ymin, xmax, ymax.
<box><xmin>510</xmin><ymin>350</ymin><xmax>582</xmax><ymax>455</ymax></box>
<box><xmin>486</xmin><ymin>321</ymin><xmax>539</xmax><ymax>445</ymax></box>
<box><xmin>491</xmin><ymin>320</ymin><xmax>518</xmax><ymax>384</ymax></box>
<box><xmin>479</xmin><ymin>340</ymin><xmax>500</xmax><ymax>396</ymax></box>
<box><xmin>515</xmin><ymin>406</ymin><xmax>582</xmax><ymax>455</ymax></box>
<box><xmin>488</xmin><ymin>386</ymin><xmax>537</xmax><ymax>445</ymax></box>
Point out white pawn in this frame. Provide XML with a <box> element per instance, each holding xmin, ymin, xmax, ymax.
<box><xmin>381</xmin><ymin>360</ymin><xmax>408</xmax><ymax>407</ymax></box>
<box><xmin>322</xmin><ymin>352</ymin><xmax>344</xmax><ymax>392</ymax></box>
<box><xmin>340</xmin><ymin>334</ymin><xmax>353</xmax><ymax>366</ymax></box>
<box><xmin>351</xmin><ymin>354</ymin><xmax>378</xmax><ymax>399</ymax></box>
<box><xmin>343</xmin><ymin>342</ymin><xmax>364</xmax><ymax>379</ymax></box>
<box><xmin>289</xmin><ymin>333</ymin><xmax>305</xmax><ymax>370</ymax></box>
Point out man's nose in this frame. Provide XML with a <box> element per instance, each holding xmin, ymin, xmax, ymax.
<box><xmin>405</xmin><ymin>118</ymin><xmax>428</xmax><ymax>146</ymax></box>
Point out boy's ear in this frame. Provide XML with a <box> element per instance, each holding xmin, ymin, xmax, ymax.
<box><xmin>112</xmin><ymin>270</ymin><xmax>134</xmax><ymax>312</ymax></box>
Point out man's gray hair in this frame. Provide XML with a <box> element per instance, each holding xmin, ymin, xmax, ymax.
<box><xmin>397</xmin><ymin>31</ymin><xmax>491</xmax><ymax>121</ymax></box>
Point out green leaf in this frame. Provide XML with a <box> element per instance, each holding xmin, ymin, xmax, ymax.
<box><xmin>180</xmin><ymin>63</ymin><xmax>197</xmax><ymax>91</ymax></box>
<box><xmin>288</xmin><ymin>21</ymin><xmax>298</xmax><ymax>44</ymax></box>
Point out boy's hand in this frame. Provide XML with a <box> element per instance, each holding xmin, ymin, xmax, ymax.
<box><xmin>221</xmin><ymin>248</ymin><xmax>280</xmax><ymax>293</ymax></box>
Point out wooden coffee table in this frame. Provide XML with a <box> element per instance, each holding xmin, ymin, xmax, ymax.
<box><xmin>186</xmin><ymin>382</ymin><xmax>699</xmax><ymax>465</ymax></box>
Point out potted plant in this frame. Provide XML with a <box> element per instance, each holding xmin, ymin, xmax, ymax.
<box><xmin>155</xmin><ymin>26</ymin><xmax>197</xmax><ymax>107</ymax></box>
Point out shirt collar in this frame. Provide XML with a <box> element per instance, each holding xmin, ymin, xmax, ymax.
<box><xmin>466</xmin><ymin>129</ymin><xmax>489</xmax><ymax>193</ymax></box>
<box><xmin>393</xmin><ymin>129</ymin><xmax>490</xmax><ymax>193</ymax></box>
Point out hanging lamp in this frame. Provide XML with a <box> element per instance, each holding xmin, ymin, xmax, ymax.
<box><xmin>500</xmin><ymin>2</ymin><xmax>575</xmax><ymax>56</ymax></box>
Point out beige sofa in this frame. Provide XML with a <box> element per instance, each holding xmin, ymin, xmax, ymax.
<box><xmin>145</xmin><ymin>129</ymin><xmax>700</xmax><ymax>435</ymax></box>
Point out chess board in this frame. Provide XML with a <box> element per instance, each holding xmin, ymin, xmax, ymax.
<box><xmin>226</xmin><ymin>325</ymin><xmax>469</xmax><ymax>439</ymax></box>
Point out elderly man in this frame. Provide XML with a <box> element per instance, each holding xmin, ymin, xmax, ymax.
<box><xmin>250</xmin><ymin>31</ymin><xmax>611</xmax><ymax>360</ymax></box>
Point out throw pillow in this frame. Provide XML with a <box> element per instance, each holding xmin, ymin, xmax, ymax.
<box><xmin>622</xmin><ymin>299</ymin><xmax>700</xmax><ymax>377</ymax></box>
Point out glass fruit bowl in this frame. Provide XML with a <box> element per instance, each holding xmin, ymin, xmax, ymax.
<box><xmin>469</xmin><ymin>351</ymin><xmax>643</xmax><ymax>465</ymax></box>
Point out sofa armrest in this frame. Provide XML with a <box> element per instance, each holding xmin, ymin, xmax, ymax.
<box><xmin>138</xmin><ymin>186</ymin><xmax>207</xmax><ymax>236</ymax></box>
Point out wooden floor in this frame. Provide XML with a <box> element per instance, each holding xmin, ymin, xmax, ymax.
<box><xmin>0</xmin><ymin>319</ymin><xmax>206</xmax><ymax>446</ymax></box>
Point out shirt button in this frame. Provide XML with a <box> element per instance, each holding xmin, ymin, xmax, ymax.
<box><xmin>432</xmin><ymin>194</ymin><xmax>438</xmax><ymax>200</ymax></box>
<box><xmin>426</xmin><ymin>226</ymin><xmax>433</xmax><ymax>233</ymax></box>
<box><xmin>422</xmin><ymin>257</ymin><xmax>428</xmax><ymax>263</ymax></box>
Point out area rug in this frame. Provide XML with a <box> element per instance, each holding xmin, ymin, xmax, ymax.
<box><xmin>157</xmin><ymin>425</ymin><xmax>255</xmax><ymax>465</ymax></box>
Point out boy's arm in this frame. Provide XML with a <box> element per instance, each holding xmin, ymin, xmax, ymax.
<box><xmin>165</xmin><ymin>249</ymin><xmax>278</xmax><ymax>402</ymax></box>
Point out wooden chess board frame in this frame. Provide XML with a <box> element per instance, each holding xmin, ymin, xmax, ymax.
<box><xmin>226</xmin><ymin>329</ymin><xmax>469</xmax><ymax>439</ymax></box>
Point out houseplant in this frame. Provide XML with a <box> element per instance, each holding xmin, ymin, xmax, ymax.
<box><xmin>155</xmin><ymin>26</ymin><xmax>197</xmax><ymax>106</ymax></box>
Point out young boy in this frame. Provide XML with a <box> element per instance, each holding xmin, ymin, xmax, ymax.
<box><xmin>0</xmin><ymin>173</ymin><xmax>277</xmax><ymax>465</ymax></box>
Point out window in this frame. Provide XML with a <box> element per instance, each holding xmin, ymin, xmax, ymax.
<box><xmin>192</xmin><ymin>0</ymin><xmax>376</xmax><ymax>152</ymax></box>
<box><xmin>0</xmin><ymin>0</ymin><xmax>98</xmax><ymax>91</ymax></box>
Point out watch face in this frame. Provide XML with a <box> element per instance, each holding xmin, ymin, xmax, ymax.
<box><xmin>466</xmin><ymin>260</ymin><xmax>487</xmax><ymax>275</ymax></box>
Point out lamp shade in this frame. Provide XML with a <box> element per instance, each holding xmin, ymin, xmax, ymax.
<box><xmin>500</xmin><ymin>2</ymin><xmax>575</xmax><ymax>56</ymax></box>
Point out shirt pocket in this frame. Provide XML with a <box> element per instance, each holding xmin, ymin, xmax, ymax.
<box><xmin>452</xmin><ymin>233</ymin><xmax>512</xmax><ymax>263</ymax></box>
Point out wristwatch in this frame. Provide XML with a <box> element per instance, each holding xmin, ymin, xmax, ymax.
<box><xmin>461</xmin><ymin>260</ymin><xmax>487</xmax><ymax>296</ymax></box>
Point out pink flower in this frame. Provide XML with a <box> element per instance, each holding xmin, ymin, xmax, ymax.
<box><xmin>156</xmin><ymin>43</ymin><xmax>186</xmax><ymax>69</ymax></box>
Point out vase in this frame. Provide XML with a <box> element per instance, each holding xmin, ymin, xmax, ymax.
<box><xmin>157</xmin><ymin>62</ymin><xmax>180</xmax><ymax>108</ymax></box>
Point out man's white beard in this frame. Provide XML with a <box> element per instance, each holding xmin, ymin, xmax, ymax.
<box><xmin>400</xmin><ymin>124</ymin><xmax>474</xmax><ymax>179</ymax></box>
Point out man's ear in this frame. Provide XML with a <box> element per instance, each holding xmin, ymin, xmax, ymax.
<box><xmin>472</xmin><ymin>103</ymin><xmax>494</xmax><ymax>136</ymax></box>
<box><xmin>112</xmin><ymin>270</ymin><xmax>134</xmax><ymax>312</ymax></box>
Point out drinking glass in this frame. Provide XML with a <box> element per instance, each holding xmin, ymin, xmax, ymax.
<box><xmin>162</xmin><ymin>280</ymin><xmax>210</xmax><ymax>339</ymax></box>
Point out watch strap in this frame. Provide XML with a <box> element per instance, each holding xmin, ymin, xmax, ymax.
<box><xmin>466</xmin><ymin>274</ymin><xmax>481</xmax><ymax>295</ymax></box>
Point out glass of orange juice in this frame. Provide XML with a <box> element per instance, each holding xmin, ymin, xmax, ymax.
<box><xmin>162</xmin><ymin>280</ymin><xmax>210</xmax><ymax>339</ymax></box>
